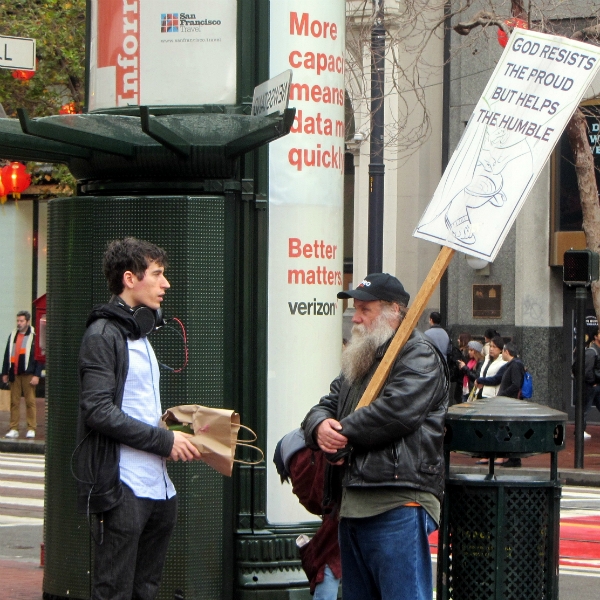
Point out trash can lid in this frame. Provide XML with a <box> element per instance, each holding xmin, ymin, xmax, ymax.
<box><xmin>446</xmin><ymin>396</ymin><xmax>567</xmax><ymax>423</ymax></box>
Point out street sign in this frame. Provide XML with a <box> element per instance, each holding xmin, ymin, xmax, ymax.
<box><xmin>251</xmin><ymin>70</ymin><xmax>292</xmax><ymax>117</ymax></box>
<box><xmin>414</xmin><ymin>29</ymin><xmax>600</xmax><ymax>262</ymax></box>
<box><xmin>0</xmin><ymin>35</ymin><xmax>36</xmax><ymax>71</ymax></box>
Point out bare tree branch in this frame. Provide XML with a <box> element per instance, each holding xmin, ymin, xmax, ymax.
<box><xmin>454</xmin><ymin>10</ymin><xmax>509</xmax><ymax>36</ymax></box>
<box><xmin>573</xmin><ymin>23</ymin><xmax>600</xmax><ymax>42</ymax></box>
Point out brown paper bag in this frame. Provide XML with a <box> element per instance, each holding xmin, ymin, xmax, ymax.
<box><xmin>161</xmin><ymin>405</ymin><xmax>263</xmax><ymax>476</ymax></box>
<box><xmin>0</xmin><ymin>388</ymin><xmax>10</xmax><ymax>412</ymax></box>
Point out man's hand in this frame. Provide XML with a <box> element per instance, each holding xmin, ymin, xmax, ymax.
<box><xmin>2</xmin><ymin>375</ymin><xmax>7</xmax><ymax>384</ymax></box>
<box><xmin>30</xmin><ymin>376</ymin><xmax>39</xmax><ymax>386</ymax></box>
<box><xmin>475</xmin><ymin>382</ymin><xmax>483</xmax><ymax>389</ymax></box>
<box><xmin>316</xmin><ymin>418</ymin><xmax>348</xmax><ymax>454</ymax></box>
<box><xmin>170</xmin><ymin>431</ymin><xmax>202</xmax><ymax>462</ymax></box>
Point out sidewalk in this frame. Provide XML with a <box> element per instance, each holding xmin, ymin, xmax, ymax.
<box><xmin>0</xmin><ymin>397</ymin><xmax>45</xmax><ymax>454</ymax></box>
<box><xmin>0</xmin><ymin>559</ymin><xmax>44</xmax><ymax>600</ymax></box>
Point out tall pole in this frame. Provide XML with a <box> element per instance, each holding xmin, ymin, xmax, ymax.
<box><xmin>31</xmin><ymin>198</ymin><xmax>38</xmax><ymax>303</ymax></box>
<box><xmin>367</xmin><ymin>0</ymin><xmax>385</xmax><ymax>273</ymax></box>
<box><xmin>574</xmin><ymin>287</ymin><xmax>587</xmax><ymax>468</ymax></box>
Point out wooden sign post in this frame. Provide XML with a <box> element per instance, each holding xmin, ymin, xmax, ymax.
<box><xmin>355</xmin><ymin>246</ymin><xmax>455</xmax><ymax>410</ymax></box>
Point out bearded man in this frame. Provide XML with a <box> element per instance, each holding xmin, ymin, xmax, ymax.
<box><xmin>302</xmin><ymin>273</ymin><xmax>449</xmax><ymax>600</ymax></box>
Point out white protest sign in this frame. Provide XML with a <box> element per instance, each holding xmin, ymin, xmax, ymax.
<box><xmin>414</xmin><ymin>29</ymin><xmax>600</xmax><ymax>261</ymax></box>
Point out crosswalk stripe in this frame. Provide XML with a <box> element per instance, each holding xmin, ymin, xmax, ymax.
<box><xmin>560</xmin><ymin>566</ymin><xmax>600</xmax><ymax>578</ymax></box>
<box><xmin>0</xmin><ymin>496</ymin><xmax>43</xmax><ymax>507</ymax></box>
<box><xmin>0</xmin><ymin>468</ymin><xmax>44</xmax><ymax>478</ymax></box>
<box><xmin>0</xmin><ymin>515</ymin><xmax>42</xmax><ymax>527</ymax></box>
<box><xmin>0</xmin><ymin>457</ymin><xmax>46</xmax><ymax>469</ymax></box>
<box><xmin>0</xmin><ymin>452</ymin><xmax>44</xmax><ymax>460</ymax></box>
<box><xmin>0</xmin><ymin>480</ymin><xmax>44</xmax><ymax>490</ymax></box>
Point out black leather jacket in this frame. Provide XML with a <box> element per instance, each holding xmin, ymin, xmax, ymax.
<box><xmin>75</xmin><ymin>298</ymin><xmax>174</xmax><ymax>514</ymax></box>
<box><xmin>302</xmin><ymin>330</ymin><xmax>449</xmax><ymax>502</ymax></box>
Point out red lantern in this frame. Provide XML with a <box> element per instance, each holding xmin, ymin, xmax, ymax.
<box><xmin>12</xmin><ymin>69</ymin><xmax>35</xmax><ymax>81</ymax></box>
<box><xmin>497</xmin><ymin>18</ymin><xmax>528</xmax><ymax>48</ymax></box>
<box><xmin>0</xmin><ymin>176</ymin><xmax>6</xmax><ymax>205</ymax></box>
<box><xmin>59</xmin><ymin>102</ymin><xmax>80</xmax><ymax>115</ymax></box>
<box><xmin>1</xmin><ymin>162</ymin><xmax>31</xmax><ymax>199</ymax></box>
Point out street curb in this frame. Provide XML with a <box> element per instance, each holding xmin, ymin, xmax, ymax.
<box><xmin>0</xmin><ymin>439</ymin><xmax>45</xmax><ymax>454</ymax></box>
<box><xmin>450</xmin><ymin>465</ymin><xmax>600</xmax><ymax>487</ymax></box>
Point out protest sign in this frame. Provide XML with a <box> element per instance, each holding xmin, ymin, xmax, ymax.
<box><xmin>414</xmin><ymin>29</ymin><xmax>600</xmax><ymax>261</ymax></box>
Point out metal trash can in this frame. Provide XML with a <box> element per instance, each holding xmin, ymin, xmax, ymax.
<box><xmin>437</xmin><ymin>397</ymin><xmax>567</xmax><ymax>600</ymax></box>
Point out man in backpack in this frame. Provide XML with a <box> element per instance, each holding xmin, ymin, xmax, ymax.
<box><xmin>583</xmin><ymin>327</ymin><xmax>600</xmax><ymax>439</ymax></box>
<box><xmin>476</xmin><ymin>342</ymin><xmax>525</xmax><ymax>400</ymax></box>
<box><xmin>476</xmin><ymin>342</ymin><xmax>525</xmax><ymax>467</ymax></box>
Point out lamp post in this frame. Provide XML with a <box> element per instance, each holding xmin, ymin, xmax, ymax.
<box><xmin>368</xmin><ymin>0</ymin><xmax>385</xmax><ymax>273</ymax></box>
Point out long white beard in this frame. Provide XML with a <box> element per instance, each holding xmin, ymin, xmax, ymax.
<box><xmin>341</xmin><ymin>311</ymin><xmax>397</xmax><ymax>385</ymax></box>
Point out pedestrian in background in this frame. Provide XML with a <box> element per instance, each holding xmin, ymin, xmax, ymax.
<box><xmin>583</xmin><ymin>328</ymin><xmax>600</xmax><ymax>439</ymax></box>
<box><xmin>425</xmin><ymin>311</ymin><xmax>451</xmax><ymax>359</ymax></box>
<box><xmin>476</xmin><ymin>342</ymin><xmax>525</xmax><ymax>467</ymax></box>
<box><xmin>457</xmin><ymin>340</ymin><xmax>484</xmax><ymax>402</ymax></box>
<box><xmin>451</xmin><ymin>332</ymin><xmax>472</xmax><ymax>403</ymax></box>
<box><xmin>2</xmin><ymin>310</ymin><xmax>42</xmax><ymax>439</ymax></box>
<box><xmin>477</xmin><ymin>336</ymin><xmax>505</xmax><ymax>399</ymax></box>
<box><xmin>482</xmin><ymin>328</ymin><xmax>500</xmax><ymax>359</ymax></box>
<box><xmin>476</xmin><ymin>342</ymin><xmax>525</xmax><ymax>400</ymax></box>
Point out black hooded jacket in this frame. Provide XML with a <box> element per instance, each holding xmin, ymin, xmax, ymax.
<box><xmin>75</xmin><ymin>297</ymin><xmax>174</xmax><ymax>514</ymax></box>
<box><xmin>302</xmin><ymin>330</ymin><xmax>449</xmax><ymax>503</ymax></box>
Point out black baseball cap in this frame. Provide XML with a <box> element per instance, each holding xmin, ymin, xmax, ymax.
<box><xmin>337</xmin><ymin>273</ymin><xmax>410</xmax><ymax>305</ymax></box>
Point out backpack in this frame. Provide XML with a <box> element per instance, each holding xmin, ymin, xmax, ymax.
<box><xmin>521</xmin><ymin>370</ymin><xmax>533</xmax><ymax>399</ymax></box>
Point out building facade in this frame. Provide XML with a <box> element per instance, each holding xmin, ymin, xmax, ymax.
<box><xmin>346</xmin><ymin>0</ymin><xmax>600</xmax><ymax>419</ymax></box>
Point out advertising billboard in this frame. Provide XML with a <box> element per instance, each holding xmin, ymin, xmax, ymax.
<box><xmin>88</xmin><ymin>0</ymin><xmax>237</xmax><ymax>110</ymax></box>
<box><xmin>267</xmin><ymin>0</ymin><xmax>346</xmax><ymax>524</ymax></box>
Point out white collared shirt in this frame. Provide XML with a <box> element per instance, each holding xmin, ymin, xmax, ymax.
<box><xmin>119</xmin><ymin>337</ymin><xmax>176</xmax><ymax>500</ymax></box>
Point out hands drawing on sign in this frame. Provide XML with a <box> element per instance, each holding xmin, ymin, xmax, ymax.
<box><xmin>444</xmin><ymin>127</ymin><xmax>530</xmax><ymax>245</ymax></box>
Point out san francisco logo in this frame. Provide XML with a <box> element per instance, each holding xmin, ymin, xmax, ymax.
<box><xmin>160</xmin><ymin>12</ymin><xmax>222</xmax><ymax>33</ymax></box>
<box><xmin>160</xmin><ymin>14</ymin><xmax>179</xmax><ymax>33</ymax></box>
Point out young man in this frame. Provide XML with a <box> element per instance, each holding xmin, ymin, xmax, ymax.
<box><xmin>302</xmin><ymin>273</ymin><xmax>448</xmax><ymax>600</ymax></box>
<box><xmin>76</xmin><ymin>238</ymin><xmax>200</xmax><ymax>600</ymax></box>
<box><xmin>2</xmin><ymin>310</ymin><xmax>42</xmax><ymax>438</ymax></box>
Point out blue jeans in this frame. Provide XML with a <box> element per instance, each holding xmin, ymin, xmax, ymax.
<box><xmin>313</xmin><ymin>564</ymin><xmax>341</xmax><ymax>600</ymax></box>
<box><xmin>338</xmin><ymin>505</ymin><xmax>436</xmax><ymax>600</ymax></box>
<box><xmin>93</xmin><ymin>484</ymin><xmax>178</xmax><ymax>600</ymax></box>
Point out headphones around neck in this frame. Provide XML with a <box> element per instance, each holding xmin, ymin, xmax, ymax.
<box><xmin>115</xmin><ymin>297</ymin><xmax>166</xmax><ymax>337</ymax></box>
